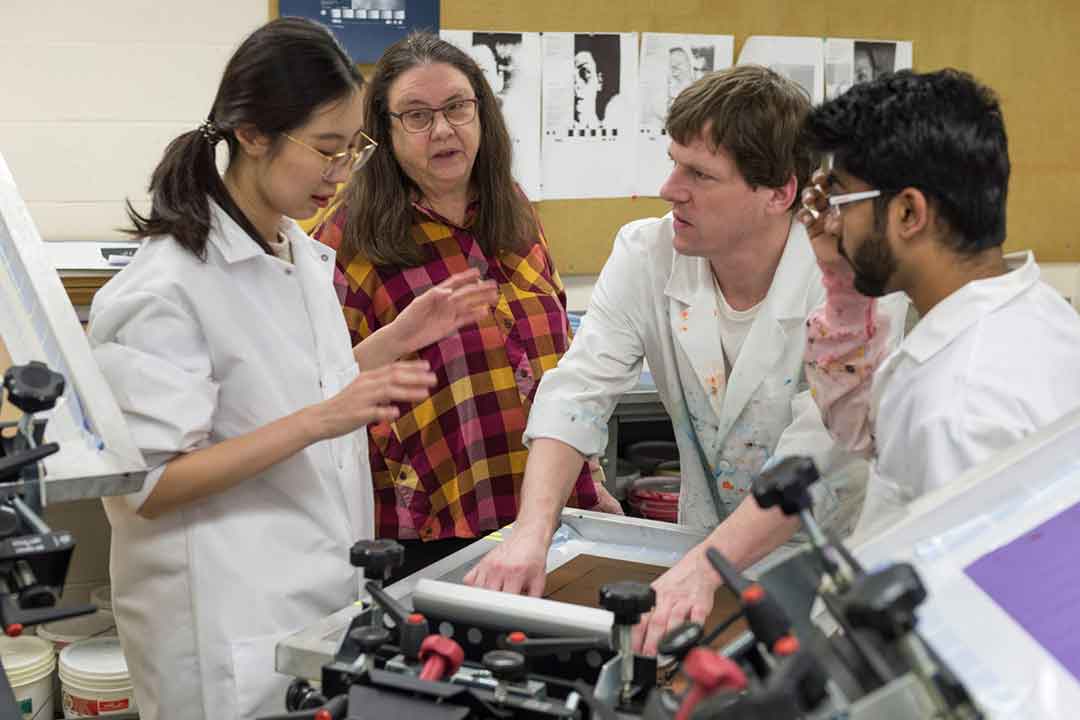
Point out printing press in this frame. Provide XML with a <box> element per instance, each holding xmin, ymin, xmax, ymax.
<box><xmin>265</xmin><ymin>445</ymin><xmax>1054</xmax><ymax>720</ymax></box>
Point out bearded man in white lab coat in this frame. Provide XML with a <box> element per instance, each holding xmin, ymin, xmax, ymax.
<box><xmin>466</xmin><ymin>65</ymin><xmax>906</xmax><ymax>655</ymax></box>
<box><xmin>797</xmin><ymin>68</ymin><xmax>1080</xmax><ymax>540</ymax></box>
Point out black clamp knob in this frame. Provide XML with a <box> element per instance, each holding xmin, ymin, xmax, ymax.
<box><xmin>752</xmin><ymin>456</ymin><xmax>820</xmax><ymax>516</ymax></box>
<box><xmin>599</xmin><ymin>581</ymin><xmax>656</xmax><ymax>626</ymax></box>
<box><xmin>285</xmin><ymin>678</ymin><xmax>326</xmax><ymax>711</ymax></box>
<box><xmin>350</xmin><ymin>539</ymin><xmax>405</xmax><ymax>581</ymax></box>
<box><xmin>3</xmin><ymin>362</ymin><xmax>65</xmax><ymax>415</ymax></box>
<box><xmin>658</xmin><ymin>621</ymin><xmax>704</xmax><ymax>661</ymax></box>
<box><xmin>844</xmin><ymin>563</ymin><xmax>927</xmax><ymax>641</ymax></box>
<box><xmin>349</xmin><ymin>625</ymin><xmax>391</xmax><ymax>655</ymax></box>
<box><xmin>483</xmin><ymin>649</ymin><xmax>527</xmax><ymax>684</ymax></box>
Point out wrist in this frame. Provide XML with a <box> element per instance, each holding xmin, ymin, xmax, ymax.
<box><xmin>380</xmin><ymin>317</ymin><xmax>414</xmax><ymax>359</ymax></box>
<box><xmin>511</xmin><ymin>514</ymin><xmax>558</xmax><ymax>546</ymax></box>
<box><xmin>295</xmin><ymin>404</ymin><xmax>327</xmax><ymax>445</ymax></box>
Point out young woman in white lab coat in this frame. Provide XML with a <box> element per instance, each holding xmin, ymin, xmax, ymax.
<box><xmin>88</xmin><ymin>18</ymin><xmax>495</xmax><ymax>720</ymax></box>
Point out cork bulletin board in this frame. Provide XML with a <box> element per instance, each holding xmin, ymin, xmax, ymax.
<box><xmin>272</xmin><ymin>1</ymin><xmax>1080</xmax><ymax>272</ymax></box>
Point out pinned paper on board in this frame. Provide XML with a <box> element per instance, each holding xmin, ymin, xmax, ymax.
<box><xmin>441</xmin><ymin>30</ymin><xmax>543</xmax><ymax>199</ymax></box>
<box><xmin>825</xmin><ymin>39</ymin><xmax>913</xmax><ymax>100</ymax></box>
<box><xmin>636</xmin><ymin>33</ymin><xmax>734</xmax><ymax>196</ymax></box>
<box><xmin>737</xmin><ymin>36</ymin><xmax>825</xmax><ymax>105</ymax></box>
<box><xmin>541</xmin><ymin>32</ymin><xmax>639</xmax><ymax>199</ymax></box>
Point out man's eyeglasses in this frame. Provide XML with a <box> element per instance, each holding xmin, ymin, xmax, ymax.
<box><xmin>283</xmin><ymin>130</ymin><xmax>378</xmax><ymax>180</ymax></box>
<box><xmin>389</xmin><ymin>98</ymin><xmax>479</xmax><ymax>134</ymax></box>
<box><xmin>827</xmin><ymin>189</ymin><xmax>882</xmax><ymax>218</ymax></box>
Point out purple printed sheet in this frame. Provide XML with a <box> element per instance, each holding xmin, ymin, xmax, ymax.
<box><xmin>965</xmin><ymin>501</ymin><xmax>1080</xmax><ymax>681</ymax></box>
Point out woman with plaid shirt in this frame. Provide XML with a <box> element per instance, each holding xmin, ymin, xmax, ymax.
<box><xmin>316</xmin><ymin>33</ymin><xmax>621</xmax><ymax>581</ymax></box>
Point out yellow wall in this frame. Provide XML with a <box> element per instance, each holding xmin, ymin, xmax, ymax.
<box><xmin>274</xmin><ymin>0</ymin><xmax>1080</xmax><ymax>270</ymax></box>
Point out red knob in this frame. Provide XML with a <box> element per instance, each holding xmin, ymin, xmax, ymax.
<box><xmin>4</xmin><ymin>624</ymin><xmax>22</xmax><ymax>638</ymax></box>
<box><xmin>418</xmin><ymin>635</ymin><xmax>465</xmax><ymax>682</ymax></box>
<box><xmin>675</xmin><ymin>648</ymin><xmax>748</xmax><ymax>720</ymax></box>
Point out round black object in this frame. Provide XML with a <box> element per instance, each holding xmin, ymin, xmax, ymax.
<box><xmin>286</xmin><ymin>679</ymin><xmax>326</xmax><ymax>711</ymax></box>
<box><xmin>483</xmin><ymin>649</ymin><xmax>527</xmax><ymax>683</ymax></box>
<box><xmin>599</xmin><ymin>581</ymin><xmax>656</xmax><ymax>625</ymax></box>
<box><xmin>4</xmin><ymin>362</ymin><xmax>65</xmax><ymax>414</ymax></box>
<box><xmin>658</xmin><ymin>621</ymin><xmax>704</xmax><ymax>660</ymax></box>
<box><xmin>349</xmin><ymin>539</ymin><xmax>405</xmax><ymax>578</ymax></box>
<box><xmin>349</xmin><ymin>625</ymin><xmax>391</xmax><ymax>653</ymax></box>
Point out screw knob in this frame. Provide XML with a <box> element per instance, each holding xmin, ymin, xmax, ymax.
<box><xmin>599</xmin><ymin>581</ymin><xmax>656</xmax><ymax>626</ymax></box>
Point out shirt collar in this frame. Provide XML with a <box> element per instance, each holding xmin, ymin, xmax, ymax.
<box><xmin>899</xmin><ymin>251</ymin><xmax>1040</xmax><ymax>364</ymax></box>
<box><xmin>412</xmin><ymin>199</ymin><xmax>479</xmax><ymax>235</ymax></box>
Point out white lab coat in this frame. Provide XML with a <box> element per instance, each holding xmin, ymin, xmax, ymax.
<box><xmin>88</xmin><ymin>201</ymin><xmax>373</xmax><ymax>720</ymax></box>
<box><xmin>527</xmin><ymin>214</ymin><xmax>902</xmax><ymax>533</ymax></box>
<box><xmin>855</xmin><ymin>252</ymin><xmax>1080</xmax><ymax>537</ymax></box>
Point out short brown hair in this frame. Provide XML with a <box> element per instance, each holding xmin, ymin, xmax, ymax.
<box><xmin>339</xmin><ymin>32</ymin><xmax>531</xmax><ymax>266</ymax></box>
<box><xmin>666</xmin><ymin>65</ymin><xmax>815</xmax><ymax>209</ymax></box>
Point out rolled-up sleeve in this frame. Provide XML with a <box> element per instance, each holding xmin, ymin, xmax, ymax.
<box><xmin>89</xmin><ymin>290</ymin><xmax>218</xmax><ymax>511</ymax></box>
<box><xmin>524</xmin><ymin>225</ymin><xmax>648</xmax><ymax>456</ymax></box>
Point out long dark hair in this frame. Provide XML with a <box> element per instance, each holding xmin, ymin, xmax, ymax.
<box><xmin>126</xmin><ymin>18</ymin><xmax>364</xmax><ymax>259</ymax></box>
<box><xmin>339</xmin><ymin>32</ymin><xmax>531</xmax><ymax>267</ymax></box>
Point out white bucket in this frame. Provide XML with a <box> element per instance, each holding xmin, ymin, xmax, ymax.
<box><xmin>89</xmin><ymin>586</ymin><xmax>112</xmax><ymax>613</ymax></box>
<box><xmin>38</xmin><ymin>612</ymin><xmax>119</xmax><ymax>716</ymax></box>
<box><xmin>59</xmin><ymin>638</ymin><xmax>137</xmax><ymax>717</ymax></box>
<box><xmin>0</xmin><ymin>635</ymin><xmax>56</xmax><ymax>719</ymax></box>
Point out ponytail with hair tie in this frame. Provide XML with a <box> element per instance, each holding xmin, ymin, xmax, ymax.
<box><xmin>198</xmin><ymin>118</ymin><xmax>223</xmax><ymax>145</ymax></box>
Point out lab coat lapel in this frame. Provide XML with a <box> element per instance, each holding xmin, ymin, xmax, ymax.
<box><xmin>716</xmin><ymin>222</ymin><xmax>812</xmax><ymax>441</ymax></box>
<box><xmin>287</xmin><ymin>225</ymin><xmax>359</xmax><ymax>539</ymax></box>
<box><xmin>665</xmin><ymin>253</ymin><xmax>727</xmax><ymax>420</ymax></box>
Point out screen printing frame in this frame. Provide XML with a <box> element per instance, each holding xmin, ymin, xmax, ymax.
<box><xmin>276</xmin><ymin>510</ymin><xmax>729</xmax><ymax>681</ymax></box>
<box><xmin>0</xmin><ymin>151</ymin><xmax>146</xmax><ymax>501</ymax></box>
<box><xmin>853</xmin><ymin>405</ymin><xmax>1080</xmax><ymax>720</ymax></box>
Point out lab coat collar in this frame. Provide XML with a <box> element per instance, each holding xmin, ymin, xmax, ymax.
<box><xmin>662</xmin><ymin>217</ymin><xmax>811</xmax><ymax>321</ymax></box>
<box><xmin>205</xmin><ymin>198</ymin><xmax>329</xmax><ymax>266</ymax></box>
<box><xmin>899</xmin><ymin>251</ymin><xmax>1039</xmax><ymax>365</ymax></box>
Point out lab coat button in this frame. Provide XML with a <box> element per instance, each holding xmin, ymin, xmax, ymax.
<box><xmin>321</xmin><ymin>254</ymin><xmax>329</xmax><ymax>262</ymax></box>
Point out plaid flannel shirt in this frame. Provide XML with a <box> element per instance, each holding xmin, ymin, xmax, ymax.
<box><xmin>316</xmin><ymin>201</ymin><xmax>598</xmax><ymax>540</ymax></box>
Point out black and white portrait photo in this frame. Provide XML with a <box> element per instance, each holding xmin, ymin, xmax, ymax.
<box><xmin>572</xmin><ymin>33</ymin><xmax>624</xmax><ymax>133</ymax></box>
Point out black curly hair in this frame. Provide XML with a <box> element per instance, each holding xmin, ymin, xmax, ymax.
<box><xmin>802</xmin><ymin>68</ymin><xmax>1010</xmax><ymax>254</ymax></box>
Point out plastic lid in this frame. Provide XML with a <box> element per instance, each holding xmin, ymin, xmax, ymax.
<box><xmin>59</xmin><ymin>637</ymin><xmax>130</xmax><ymax>682</ymax></box>
<box><xmin>0</xmin><ymin>635</ymin><xmax>55</xmax><ymax>684</ymax></box>
<box><xmin>38</xmin><ymin>610</ymin><xmax>116</xmax><ymax>647</ymax></box>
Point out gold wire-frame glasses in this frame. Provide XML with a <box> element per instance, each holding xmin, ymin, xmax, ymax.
<box><xmin>283</xmin><ymin>130</ymin><xmax>378</xmax><ymax>180</ymax></box>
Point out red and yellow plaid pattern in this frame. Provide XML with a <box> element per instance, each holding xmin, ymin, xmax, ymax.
<box><xmin>316</xmin><ymin>202</ymin><xmax>597</xmax><ymax>540</ymax></box>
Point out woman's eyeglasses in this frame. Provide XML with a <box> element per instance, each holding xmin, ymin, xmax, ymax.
<box><xmin>283</xmin><ymin>130</ymin><xmax>378</xmax><ymax>180</ymax></box>
<box><xmin>389</xmin><ymin>98</ymin><xmax>479</xmax><ymax>134</ymax></box>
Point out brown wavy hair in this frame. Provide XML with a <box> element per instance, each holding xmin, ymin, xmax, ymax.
<box><xmin>666</xmin><ymin>65</ymin><xmax>815</xmax><ymax>211</ymax></box>
<box><xmin>339</xmin><ymin>32</ymin><xmax>532</xmax><ymax>266</ymax></box>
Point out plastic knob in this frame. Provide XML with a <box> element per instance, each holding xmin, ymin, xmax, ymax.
<box><xmin>658</xmin><ymin>621</ymin><xmax>704</xmax><ymax>660</ymax></box>
<box><xmin>845</xmin><ymin>563</ymin><xmax>927</xmax><ymax>641</ymax></box>
<box><xmin>418</xmin><ymin>635</ymin><xmax>465</xmax><ymax>682</ymax></box>
<box><xmin>482</xmin><ymin>649</ymin><xmax>527</xmax><ymax>684</ymax></box>
<box><xmin>751</xmin><ymin>456</ymin><xmax>820</xmax><ymax>516</ymax></box>
<box><xmin>349</xmin><ymin>625</ymin><xmax>391</xmax><ymax>654</ymax></box>
<box><xmin>349</xmin><ymin>539</ymin><xmax>405</xmax><ymax>579</ymax></box>
<box><xmin>599</xmin><ymin>581</ymin><xmax>656</xmax><ymax>626</ymax></box>
<box><xmin>285</xmin><ymin>678</ymin><xmax>326</xmax><ymax>711</ymax></box>
<box><xmin>3</xmin><ymin>362</ymin><xmax>65</xmax><ymax>414</ymax></box>
<box><xmin>675</xmin><ymin>648</ymin><xmax>748</xmax><ymax>720</ymax></box>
